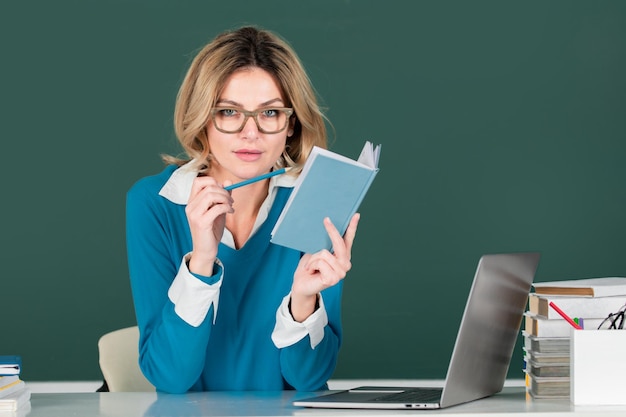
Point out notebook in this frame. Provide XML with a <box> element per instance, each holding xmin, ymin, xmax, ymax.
<box><xmin>293</xmin><ymin>252</ymin><xmax>540</xmax><ymax>410</ymax></box>
<box><xmin>271</xmin><ymin>141</ymin><xmax>380</xmax><ymax>253</ymax></box>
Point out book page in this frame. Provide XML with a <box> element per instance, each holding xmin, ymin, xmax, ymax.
<box><xmin>357</xmin><ymin>141</ymin><xmax>381</xmax><ymax>168</ymax></box>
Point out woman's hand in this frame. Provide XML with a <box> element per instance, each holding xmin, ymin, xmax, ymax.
<box><xmin>185</xmin><ymin>176</ymin><xmax>234</xmax><ymax>276</ymax></box>
<box><xmin>290</xmin><ymin>213</ymin><xmax>360</xmax><ymax>322</ymax></box>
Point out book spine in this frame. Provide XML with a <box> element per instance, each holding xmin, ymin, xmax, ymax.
<box><xmin>0</xmin><ymin>387</ymin><xmax>30</xmax><ymax>412</ymax></box>
<box><xmin>524</xmin><ymin>313</ymin><xmax>604</xmax><ymax>337</ymax></box>
<box><xmin>532</xmin><ymin>278</ymin><xmax>626</xmax><ymax>298</ymax></box>
<box><xmin>341</xmin><ymin>169</ymin><xmax>379</xmax><ymax>234</ymax></box>
<box><xmin>0</xmin><ymin>380</ymin><xmax>25</xmax><ymax>399</ymax></box>
<box><xmin>528</xmin><ymin>294</ymin><xmax>626</xmax><ymax>320</ymax></box>
<box><xmin>0</xmin><ymin>376</ymin><xmax>19</xmax><ymax>389</ymax></box>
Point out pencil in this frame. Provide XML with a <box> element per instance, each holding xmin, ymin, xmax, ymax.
<box><xmin>549</xmin><ymin>301</ymin><xmax>583</xmax><ymax>330</ymax></box>
<box><xmin>224</xmin><ymin>167</ymin><xmax>290</xmax><ymax>191</ymax></box>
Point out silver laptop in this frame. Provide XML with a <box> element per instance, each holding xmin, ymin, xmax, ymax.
<box><xmin>294</xmin><ymin>252</ymin><xmax>540</xmax><ymax>410</ymax></box>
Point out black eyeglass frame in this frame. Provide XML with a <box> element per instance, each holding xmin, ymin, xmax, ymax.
<box><xmin>210</xmin><ymin>107</ymin><xmax>294</xmax><ymax>134</ymax></box>
<box><xmin>597</xmin><ymin>306</ymin><xmax>626</xmax><ymax>330</ymax></box>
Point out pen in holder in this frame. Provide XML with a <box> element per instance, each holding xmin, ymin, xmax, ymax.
<box><xmin>548</xmin><ymin>301</ymin><xmax>582</xmax><ymax>330</ymax></box>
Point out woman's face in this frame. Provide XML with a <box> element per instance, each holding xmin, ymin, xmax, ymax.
<box><xmin>207</xmin><ymin>67</ymin><xmax>291</xmax><ymax>184</ymax></box>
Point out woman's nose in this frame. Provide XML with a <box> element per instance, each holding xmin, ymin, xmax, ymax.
<box><xmin>241</xmin><ymin>115</ymin><xmax>260</xmax><ymax>139</ymax></box>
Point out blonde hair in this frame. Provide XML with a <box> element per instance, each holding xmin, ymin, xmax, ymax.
<box><xmin>164</xmin><ymin>26</ymin><xmax>329</xmax><ymax>173</ymax></box>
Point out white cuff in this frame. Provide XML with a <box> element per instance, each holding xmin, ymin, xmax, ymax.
<box><xmin>167</xmin><ymin>254</ymin><xmax>223</xmax><ymax>327</ymax></box>
<box><xmin>271</xmin><ymin>293</ymin><xmax>328</xmax><ymax>349</ymax></box>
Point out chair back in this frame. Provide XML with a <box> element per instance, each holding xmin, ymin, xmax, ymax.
<box><xmin>98</xmin><ymin>326</ymin><xmax>155</xmax><ymax>392</ymax></box>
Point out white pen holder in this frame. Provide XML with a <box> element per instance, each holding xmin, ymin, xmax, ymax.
<box><xmin>570</xmin><ymin>328</ymin><xmax>626</xmax><ymax>405</ymax></box>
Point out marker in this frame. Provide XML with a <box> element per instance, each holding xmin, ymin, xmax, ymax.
<box><xmin>549</xmin><ymin>301</ymin><xmax>582</xmax><ymax>330</ymax></box>
<box><xmin>224</xmin><ymin>167</ymin><xmax>290</xmax><ymax>191</ymax></box>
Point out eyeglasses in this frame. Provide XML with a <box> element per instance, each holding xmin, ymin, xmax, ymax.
<box><xmin>210</xmin><ymin>107</ymin><xmax>294</xmax><ymax>134</ymax></box>
<box><xmin>597</xmin><ymin>304</ymin><xmax>626</xmax><ymax>330</ymax></box>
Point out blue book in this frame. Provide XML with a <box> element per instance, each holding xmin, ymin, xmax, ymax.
<box><xmin>0</xmin><ymin>356</ymin><xmax>21</xmax><ymax>376</ymax></box>
<box><xmin>271</xmin><ymin>141</ymin><xmax>380</xmax><ymax>253</ymax></box>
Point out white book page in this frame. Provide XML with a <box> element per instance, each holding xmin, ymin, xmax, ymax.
<box><xmin>357</xmin><ymin>141</ymin><xmax>381</xmax><ymax>168</ymax></box>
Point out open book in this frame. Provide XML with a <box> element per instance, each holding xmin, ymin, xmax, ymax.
<box><xmin>271</xmin><ymin>141</ymin><xmax>380</xmax><ymax>253</ymax></box>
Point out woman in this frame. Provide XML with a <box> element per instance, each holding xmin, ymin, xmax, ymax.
<box><xmin>126</xmin><ymin>26</ymin><xmax>360</xmax><ymax>393</ymax></box>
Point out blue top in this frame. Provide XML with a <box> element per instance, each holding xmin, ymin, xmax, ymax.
<box><xmin>126</xmin><ymin>164</ymin><xmax>343</xmax><ymax>393</ymax></box>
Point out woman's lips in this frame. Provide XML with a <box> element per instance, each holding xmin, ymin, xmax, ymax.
<box><xmin>234</xmin><ymin>149</ymin><xmax>262</xmax><ymax>162</ymax></box>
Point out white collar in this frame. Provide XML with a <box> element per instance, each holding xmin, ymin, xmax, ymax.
<box><xmin>158</xmin><ymin>159</ymin><xmax>296</xmax><ymax>205</ymax></box>
<box><xmin>159</xmin><ymin>160</ymin><xmax>296</xmax><ymax>249</ymax></box>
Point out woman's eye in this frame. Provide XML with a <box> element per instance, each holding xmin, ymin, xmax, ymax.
<box><xmin>220</xmin><ymin>108</ymin><xmax>239</xmax><ymax>117</ymax></box>
<box><xmin>261</xmin><ymin>109</ymin><xmax>278</xmax><ymax>118</ymax></box>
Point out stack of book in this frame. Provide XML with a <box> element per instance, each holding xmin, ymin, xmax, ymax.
<box><xmin>0</xmin><ymin>355</ymin><xmax>31</xmax><ymax>414</ymax></box>
<box><xmin>523</xmin><ymin>277</ymin><xmax>626</xmax><ymax>399</ymax></box>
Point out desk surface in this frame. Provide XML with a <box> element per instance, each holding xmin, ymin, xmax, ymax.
<box><xmin>21</xmin><ymin>387</ymin><xmax>626</xmax><ymax>417</ymax></box>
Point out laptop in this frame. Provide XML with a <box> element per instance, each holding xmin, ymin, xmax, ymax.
<box><xmin>293</xmin><ymin>252</ymin><xmax>540</xmax><ymax>410</ymax></box>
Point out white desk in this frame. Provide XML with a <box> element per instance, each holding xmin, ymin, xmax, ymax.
<box><xmin>18</xmin><ymin>387</ymin><xmax>626</xmax><ymax>417</ymax></box>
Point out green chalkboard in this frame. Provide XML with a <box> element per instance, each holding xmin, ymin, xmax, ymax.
<box><xmin>2</xmin><ymin>1</ymin><xmax>625</xmax><ymax>382</ymax></box>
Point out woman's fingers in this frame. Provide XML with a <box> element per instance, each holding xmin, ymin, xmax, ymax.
<box><xmin>187</xmin><ymin>177</ymin><xmax>234</xmax><ymax>219</ymax></box>
<box><xmin>321</xmin><ymin>213</ymin><xmax>360</xmax><ymax>266</ymax></box>
<box><xmin>342</xmin><ymin>213</ymin><xmax>360</xmax><ymax>255</ymax></box>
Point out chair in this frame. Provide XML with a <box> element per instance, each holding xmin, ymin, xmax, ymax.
<box><xmin>98</xmin><ymin>326</ymin><xmax>156</xmax><ymax>392</ymax></box>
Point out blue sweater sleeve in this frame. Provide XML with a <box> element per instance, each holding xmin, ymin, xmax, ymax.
<box><xmin>126</xmin><ymin>176</ymin><xmax>216</xmax><ymax>393</ymax></box>
<box><xmin>279</xmin><ymin>285</ymin><xmax>343</xmax><ymax>391</ymax></box>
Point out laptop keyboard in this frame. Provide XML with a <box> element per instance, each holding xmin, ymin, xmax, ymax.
<box><xmin>372</xmin><ymin>388</ymin><xmax>443</xmax><ymax>403</ymax></box>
